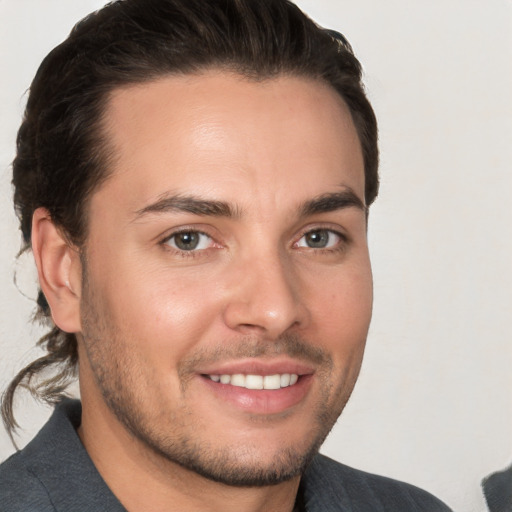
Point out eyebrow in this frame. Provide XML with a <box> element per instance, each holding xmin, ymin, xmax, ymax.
<box><xmin>133</xmin><ymin>188</ymin><xmax>365</xmax><ymax>221</ymax></box>
<box><xmin>133</xmin><ymin>194</ymin><xmax>238</xmax><ymax>220</ymax></box>
<box><xmin>299</xmin><ymin>189</ymin><xmax>366</xmax><ymax>217</ymax></box>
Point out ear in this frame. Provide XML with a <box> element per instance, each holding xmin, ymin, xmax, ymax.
<box><xmin>31</xmin><ymin>208</ymin><xmax>82</xmax><ymax>333</ymax></box>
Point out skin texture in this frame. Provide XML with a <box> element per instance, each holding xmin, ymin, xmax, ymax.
<box><xmin>33</xmin><ymin>71</ymin><xmax>373</xmax><ymax>512</ymax></box>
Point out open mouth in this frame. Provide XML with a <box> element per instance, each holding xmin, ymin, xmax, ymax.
<box><xmin>204</xmin><ymin>373</ymin><xmax>299</xmax><ymax>390</ymax></box>
<box><xmin>199</xmin><ymin>369</ymin><xmax>313</xmax><ymax>414</ymax></box>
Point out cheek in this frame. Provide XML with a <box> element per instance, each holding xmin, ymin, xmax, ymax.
<box><xmin>308</xmin><ymin>263</ymin><xmax>373</xmax><ymax>355</ymax></box>
<box><xmin>96</xmin><ymin>263</ymin><xmax>226</xmax><ymax>358</ymax></box>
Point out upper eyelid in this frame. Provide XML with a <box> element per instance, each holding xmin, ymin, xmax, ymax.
<box><xmin>156</xmin><ymin>223</ymin><xmax>348</xmax><ymax>247</ymax></box>
<box><xmin>165</xmin><ymin>230</ymin><xmax>212</xmax><ymax>240</ymax></box>
<box><xmin>291</xmin><ymin>229</ymin><xmax>348</xmax><ymax>254</ymax></box>
<box><xmin>159</xmin><ymin>226</ymin><xmax>216</xmax><ymax>243</ymax></box>
<box><xmin>161</xmin><ymin>230</ymin><xmax>217</xmax><ymax>255</ymax></box>
<box><xmin>294</xmin><ymin>225</ymin><xmax>348</xmax><ymax>242</ymax></box>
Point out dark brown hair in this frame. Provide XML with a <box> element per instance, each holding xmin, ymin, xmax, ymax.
<box><xmin>2</xmin><ymin>0</ymin><xmax>378</xmax><ymax>438</ymax></box>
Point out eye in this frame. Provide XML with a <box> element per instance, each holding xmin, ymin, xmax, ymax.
<box><xmin>165</xmin><ymin>231</ymin><xmax>213</xmax><ymax>251</ymax></box>
<box><xmin>296</xmin><ymin>229</ymin><xmax>342</xmax><ymax>249</ymax></box>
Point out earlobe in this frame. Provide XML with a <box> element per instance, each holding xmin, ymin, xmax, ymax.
<box><xmin>31</xmin><ymin>208</ymin><xmax>82</xmax><ymax>333</ymax></box>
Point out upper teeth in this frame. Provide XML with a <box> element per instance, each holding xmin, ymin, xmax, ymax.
<box><xmin>208</xmin><ymin>373</ymin><xmax>299</xmax><ymax>390</ymax></box>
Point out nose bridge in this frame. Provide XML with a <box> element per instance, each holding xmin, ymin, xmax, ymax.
<box><xmin>223</xmin><ymin>244</ymin><xmax>306</xmax><ymax>337</ymax></box>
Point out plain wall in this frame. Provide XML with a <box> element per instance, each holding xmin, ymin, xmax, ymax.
<box><xmin>1</xmin><ymin>2</ymin><xmax>511</xmax><ymax>511</ymax></box>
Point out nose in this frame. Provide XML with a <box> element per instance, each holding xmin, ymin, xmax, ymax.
<box><xmin>222</xmin><ymin>251</ymin><xmax>309</xmax><ymax>338</ymax></box>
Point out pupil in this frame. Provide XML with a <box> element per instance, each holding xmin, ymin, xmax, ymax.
<box><xmin>175</xmin><ymin>232</ymin><xmax>199</xmax><ymax>250</ymax></box>
<box><xmin>307</xmin><ymin>230</ymin><xmax>328</xmax><ymax>248</ymax></box>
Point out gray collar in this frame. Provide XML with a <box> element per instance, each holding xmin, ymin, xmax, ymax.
<box><xmin>24</xmin><ymin>399</ymin><xmax>126</xmax><ymax>511</ymax></box>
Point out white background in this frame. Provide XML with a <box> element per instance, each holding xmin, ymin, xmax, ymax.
<box><xmin>1</xmin><ymin>1</ymin><xmax>511</xmax><ymax>511</ymax></box>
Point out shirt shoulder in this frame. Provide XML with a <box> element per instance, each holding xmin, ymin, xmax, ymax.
<box><xmin>0</xmin><ymin>450</ymin><xmax>56</xmax><ymax>512</ymax></box>
<box><xmin>301</xmin><ymin>454</ymin><xmax>453</xmax><ymax>512</ymax></box>
<box><xmin>0</xmin><ymin>400</ymin><xmax>125</xmax><ymax>512</ymax></box>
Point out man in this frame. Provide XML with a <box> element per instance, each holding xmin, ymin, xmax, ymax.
<box><xmin>0</xmin><ymin>0</ymin><xmax>451</xmax><ymax>510</ymax></box>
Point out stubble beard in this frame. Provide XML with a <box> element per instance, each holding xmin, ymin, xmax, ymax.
<box><xmin>79</xmin><ymin>276</ymin><xmax>361</xmax><ymax>487</ymax></box>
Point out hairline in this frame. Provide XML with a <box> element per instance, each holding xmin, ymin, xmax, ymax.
<box><xmin>77</xmin><ymin>66</ymin><xmax>368</xmax><ymax>247</ymax></box>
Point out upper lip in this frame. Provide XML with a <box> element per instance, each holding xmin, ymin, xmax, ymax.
<box><xmin>197</xmin><ymin>358</ymin><xmax>315</xmax><ymax>377</ymax></box>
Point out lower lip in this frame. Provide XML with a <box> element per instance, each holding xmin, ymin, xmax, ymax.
<box><xmin>199</xmin><ymin>375</ymin><xmax>313</xmax><ymax>415</ymax></box>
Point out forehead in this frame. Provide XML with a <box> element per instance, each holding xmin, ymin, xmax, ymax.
<box><xmin>94</xmin><ymin>71</ymin><xmax>365</xmax><ymax>215</ymax></box>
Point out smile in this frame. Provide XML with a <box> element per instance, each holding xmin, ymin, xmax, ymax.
<box><xmin>207</xmin><ymin>373</ymin><xmax>299</xmax><ymax>390</ymax></box>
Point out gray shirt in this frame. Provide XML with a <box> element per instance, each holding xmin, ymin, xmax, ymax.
<box><xmin>482</xmin><ymin>463</ymin><xmax>512</xmax><ymax>512</ymax></box>
<box><xmin>0</xmin><ymin>400</ymin><xmax>452</xmax><ymax>511</ymax></box>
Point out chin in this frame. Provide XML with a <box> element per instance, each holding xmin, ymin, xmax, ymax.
<box><xmin>128</xmin><ymin>412</ymin><xmax>331</xmax><ymax>487</ymax></box>
<box><xmin>166</xmin><ymin>439</ymin><xmax>323</xmax><ymax>487</ymax></box>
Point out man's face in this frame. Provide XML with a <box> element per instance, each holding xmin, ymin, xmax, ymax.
<box><xmin>77</xmin><ymin>71</ymin><xmax>372</xmax><ymax>485</ymax></box>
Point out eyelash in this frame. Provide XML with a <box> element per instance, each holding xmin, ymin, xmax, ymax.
<box><xmin>160</xmin><ymin>229</ymin><xmax>216</xmax><ymax>258</ymax></box>
<box><xmin>159</xmin><ymin>226</ymin><xmax>348</xmax><ymax>258</ymax></box>
<box><xmin>294</xmin><ymin>227</ymin><xmax>348</xmax><ymax>254</ymax></box>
